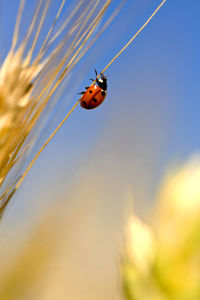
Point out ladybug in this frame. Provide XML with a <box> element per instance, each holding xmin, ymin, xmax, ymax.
<box><xmin>79</xmin><ymin>69</ymin><xmax>107</xmax><ymax>109</ymax></box>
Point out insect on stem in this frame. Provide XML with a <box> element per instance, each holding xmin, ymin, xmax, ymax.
<box><xmin>3</xmin><ymin>0</ymin><xmax>167</xmax><ymax>198</ymax></box>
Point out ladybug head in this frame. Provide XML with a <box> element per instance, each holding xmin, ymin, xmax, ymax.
<box><xmin>96</xmin><ymin>72</ymin><xmax>107</xmax><ymax>91</ymax></box>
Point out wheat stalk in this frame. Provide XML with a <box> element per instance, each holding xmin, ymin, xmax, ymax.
<box><xmin>0</xmin><ymin>0</ymin><xmax>112</xmax><ymax>217</ymax></box>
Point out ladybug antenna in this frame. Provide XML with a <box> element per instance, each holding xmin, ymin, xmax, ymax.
<box><xmin>101</xmin><ymin>73</ymin><xmax>107</xmax><ymax>80</ymax></box>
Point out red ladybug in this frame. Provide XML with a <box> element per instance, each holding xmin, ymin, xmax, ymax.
<box><xmin>79</xmin><ymin>69</ymin><xmax>107</xmax><ymax>109</ymax></box>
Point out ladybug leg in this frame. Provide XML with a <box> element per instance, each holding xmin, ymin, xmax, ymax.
<box><xmin>85</xmin><ymin>86</ymin><xmax>89</xmax><ymax>89</ymax></box>
<box><xmin>90</xmin><ymin>78</ymin><xmax>95</xmax><ymax>82</ymax></box>
<box><xmin>77</xmin><ymin>91</ymin><xmax>85</xmax><ymax>95</ymax></box>
<box><xmin>93</xmin><ymin>69</ymin><xmax>102</xmax><ymax>87</ymax></box>
<box><xmin>94</xmin><ymin>68</ymin><xmax>100</xmax><ymax>83</ymax></box>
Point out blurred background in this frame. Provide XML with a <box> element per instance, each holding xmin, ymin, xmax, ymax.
<box><xmin>0</xmin><ymin>0</ymin><xmax>200</xmax><ymax>299</ymax></box>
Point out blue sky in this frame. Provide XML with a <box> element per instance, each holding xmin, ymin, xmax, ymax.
<box><xmin>1</xmin><ymin>0</ymin><xmax>200</xmax><ymax>224</ymax></box>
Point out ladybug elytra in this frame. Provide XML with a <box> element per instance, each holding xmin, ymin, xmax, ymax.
<box><xmin>79</xmin><ymin>69</ymin><xmax>107</xmax><ymax>109</ymax></box>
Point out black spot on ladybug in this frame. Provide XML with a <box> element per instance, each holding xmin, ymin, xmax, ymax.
<box><xmin>89</xmin><ymin>90</ymin><xmax>92</xmax><ymax>93</ymax></box>
<box><xmin>101</xmin><ymin>91</ymin><xmax>106</xmax><ymax>96</ymax></box>
<box><xmin>83</xmin><ymin>101</ymin><xmax>87</xmax><ymax>106</ymax></box>
<box><xmin>93</xmin><ymin>98</ymin><xmax>97</xmax><ymax>103</ymax></box>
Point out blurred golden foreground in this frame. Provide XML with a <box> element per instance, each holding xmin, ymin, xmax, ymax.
<box><xmin>1</xmin><ymin>156</ymin><xmax>200</xmax><ymax>299</ymax></box>
<box><xmin>0</xmin><ymin>165</ymin><xmax>126</xmax><ymax>300</ymax></box>
<box><xmin>123</xmin><ymin>156</ymin><xmax>200</xmax><ymax>300</ymax></box>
